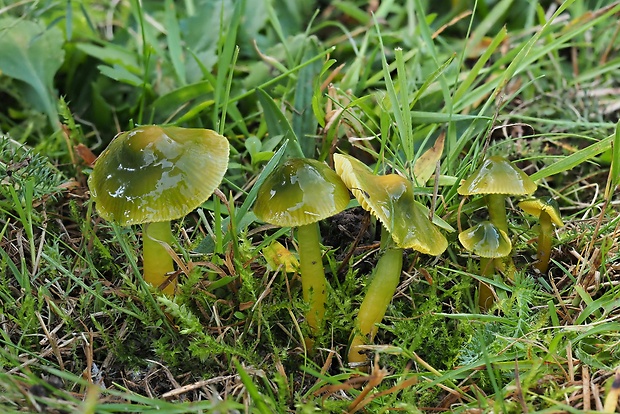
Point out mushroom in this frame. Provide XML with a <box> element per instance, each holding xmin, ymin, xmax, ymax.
<box><xmin>333</xmin><ymin>153</ymin><xmax>447</xmax><ymax>366</ymax></box>
<box><xmin>458</xmin><ymin>221</ymin><xmax>512</xmax><ymax>259</ymax></box>
<box><xmin>458</xmin><ymin>221</ymin><xmax>512</xmax><ymax>309</ymax></box>
<box><xmin>458</xmin><ymin>156</ymin><xmax>537</xmax><ymax>276</ymax></box>
<box><xmin>253</xmin><ymin>158</ymin><xmax>350</xmax><ymax>339</ymax></box>
<box><xmin>88</xmin><ymin>125</ymin><xmax>229</xmax><ymax>295</ymax></box>
<box><xmin>518</xmin><ymin>197</ymin><xmax>564</xmax><ymax>273</ymax></box>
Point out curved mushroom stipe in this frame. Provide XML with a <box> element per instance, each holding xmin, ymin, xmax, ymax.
<box><xmin>333</xmin><ymin>154</ymin><xmax>447</xmax><ymax>366</ymax></box>
<box><xmin>348</xmin><ymin>245</ymin><xmax>403</xmax><ymax>365</ymax></box>
<box><xmin>519</xmin><ymin>197</ymin><xmax>564</xmax><ymax>273</ymax></box>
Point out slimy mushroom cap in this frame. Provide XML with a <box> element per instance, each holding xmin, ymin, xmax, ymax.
<box><xmin>334</xmin><ymin>153</ymin><xmax>447</xmax><ymax>256</ymax></box>
<box><xmin>89</xmin><ymin>125</ymin><xmax>229</xmax><ymax>226</ymax></box>
<box><xmin>459</xmin><ymin>221</ymin><xmax>512</xmax><ymax>258</ymax></box>
<box><xmin>458</xmin><ymin>156</ymin><xmax>537</xmax><ymax>196</ymax></box>
<box><xmin>519</xmin><ymin>197</ymin><xmax>564</xmax><ymax>227</ymax></box>
<box><xmin>254</xmin><ymin>158</ymin><xmax>350</xmax><ymax>227</ymax></box>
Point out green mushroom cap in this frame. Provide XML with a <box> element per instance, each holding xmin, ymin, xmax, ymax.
<box><xmin>333</xmin><ymin>153</ymin><xmax>447</xmax><ymax>256</ymax></box>
<box><xmin>458</xmin><ymin>156</ymin><xmax>537</xmax><ymax>196</ymax></box>
<box><xmin>458</xmin><ymin>221</ymin><xmax>512</xmax><ymax>258</ymax></box>
<box><xmin>88</xmin><ymin>125</ymin><xmax>229</xmax><ymax>226</ymax></box>
<box><xmin>519</xmin><ymin>197</ymin><xmax>564</xmax><ymax>227</ymax></box>
<box><xmin>254</xmin><ymin>158</ymin><xmax>351</xmax><ymax>227</ymax></box>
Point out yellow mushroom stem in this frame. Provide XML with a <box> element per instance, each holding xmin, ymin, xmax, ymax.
<box><xmin>348</xmin><ymin>236</ymin><xmax>403</xmax><ymax>365</ymax></box>
<box><xmin>535</xmin><ymin>211</ymin><xmax>554</xmax><ymax>273</ymax></box>
<box><xmin>486</xmin><ymin>194</ymin><xmax>516</xmax><ymax>280</ymax></box>
<box><xmin>486</xmin><ymin>194</ymin><xmax>509</xmax><ymax>233</ymax></box>
<box><xmin>143</xmin><ymin>221</ymin><xmax>176</xmax><ymax>295</ymax></box>
<box><xmin>297</xmin><ymin>222</ymin><xmax>328</xmax><ymax>338</ymax></box>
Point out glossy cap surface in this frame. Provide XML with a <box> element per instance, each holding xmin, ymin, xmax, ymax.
<box><xmin>253</xmin><ymin>158</ymin><xmax>350</xmax><ymax>227</ymax></box>
<box><xmin>334</xmin><ymin>154</ymin><xmax>447</xmax><ymax>255</ymax></box>
<box><xmin>519</xmin><ymin>197</ymin><xmax>564</xmax><ymax>227</ymax></box>
<box><xmin>458</xmin><ymin>156</ymin><xmax>537</xmax><ymax>196</ymax></box>
<box><xmin>89</xmin><ymin>125</ymin><xmax>229</xmax><ymax>225</ymax></box>
<box><xmin>458</xmin><ymin>221</ymin><xmax>512</xmax><ymax>258</ymax></box>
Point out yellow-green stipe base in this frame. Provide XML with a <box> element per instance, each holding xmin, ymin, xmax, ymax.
<box><xmin>535</xmin><ymin>212</ymin><xmax>554</xmax><ymax>273</ymax></box>
<box><xmin>143</xmin><ymin>221</ymin><xmax>176</xmax><ymax>295</ymax></box>
<box><xmin>298</xmin><ymin>222</ymin><xmax>327</xmax><ymax>339</ymax></box>
<box><xmin>348</xmin><ymin>246</ymin><xmax>403</xmax><ymax>366</ymax></box>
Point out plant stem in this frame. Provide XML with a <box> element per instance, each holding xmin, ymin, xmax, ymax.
<box><xmin>535</xmin><ymin>212</ymin><xmax>553</xmax><ymax>273</ymax></box>
<box><xmin>143</xmin><ymin>221</ymin><xmax>176</xmax><ymax>295</ymax></box>
<box><xmin>297</xmin><ymin>222</ymin><xmax>327</xmax><ymax>337</ymax></box>
<box><xmin>348</xmin><ymin>241</ymin><xmax>403</xmax><ymax>365</ymax></box>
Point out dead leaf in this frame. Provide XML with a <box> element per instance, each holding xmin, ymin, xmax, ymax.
<box><xmin>413</xmin><ymin>133</ymin><xmax>445</xmax><ymax>186</ymax></box>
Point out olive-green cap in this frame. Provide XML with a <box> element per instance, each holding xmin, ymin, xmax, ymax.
<box><xmin>88</xmin><ymin>125</ymin><xmax>229</xmax><ymax>225</ymax></box>
<box><xmin>518</xmin><ymin>197</ymin><xmax>564</xmax><ymax>227</ymax></box>
<box><xmin>458</xmin><ymin>221</ymin><xmax>512</xmax><ymax>258</ymax></box>
<box><xmin>253</xmin><ymin>158</ymin><xmax>350</xmax><ymax>227</ymax></box>
<box><xmin>333</xmin><ymin>153</ymin><xmax>447</xmax><ymax>256</ymax></box>
<box><xmin>458</xmin><ymin>156</ymin><xmax>537</xmax><ymax>196</ymax></box>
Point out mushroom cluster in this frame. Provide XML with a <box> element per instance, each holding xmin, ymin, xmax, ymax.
<box><xmin>457</xmin><ymin>156</ymin><xmax>536</xmax><ymax>308</ymax></box>
<box><xmin>334</xmin><ymin>154</ymin><xmax>447</xmax><ymax>366</ymax></box>
<box><xmin>89</xmin><ymin>125</ymin><xmax>229</xmax><ymax>295</ymax></box>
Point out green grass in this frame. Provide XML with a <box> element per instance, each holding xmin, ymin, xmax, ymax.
<box><xmin>1</xmin><ymin>0</ymin><xmax>620</xmax><ymax>412</ymax></box>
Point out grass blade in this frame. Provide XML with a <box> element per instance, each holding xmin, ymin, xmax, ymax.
<box><xmin>164</xmin><ymin>0</ymin><xmax>186</xmax><ymax>86</ymax></box>
<box><xmin>530</xmin><ymin>133</ymin><xmax>613</xmax><ymax>181</ymax></box>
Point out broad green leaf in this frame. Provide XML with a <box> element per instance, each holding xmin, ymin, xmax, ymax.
<box><xmin>97</xmin><ymin>64</ymin><xmax>143</xmax><ymax>86</ymax></box>
<box><xmin>0</xmin><ymin>18</ymin><xmax>64</xmax><ymax>129</ymax></box>
<box><xmin>76</xmin><ymin>43</ymin><xmax>140</xmax><ymax>71</ymax></box>
<box><xmin>151</xmin><ymin>81</ymin><xmax>213</xmax><ymax>112</ymax></box>
<box><xmin>293</xmin><ymin>36</ymin><xmax>323</xmax><ymax>158</ymax></box>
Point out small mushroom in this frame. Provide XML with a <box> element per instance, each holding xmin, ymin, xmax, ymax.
<box><xmin>458</xmin><ymin>221</ymin><xmax>512</xmax><ymax>259</ymax></box>
<box><xmin>518</xmin><ymin>197</ymin><xmax>563</xmax><ymax>273</ymax></box>
<box><xmin>88</xmin><ymin>125</ymin><xmax>229</xmax><ymax>295</ymax></box>
<box><xmin>253</xmin><ymin>158</ymin><xmax>350</xmax><ymax>339</ymax></box>
<box><xmin>459</xmin><ymin>221</ymin><xmax>512</xmax><ymax>309</ymax></box>
<box><xmin>458</xmin><ymin>156</ymin><xmax>537</xmax><ymax>277</ymax></box>
<box><xmin>334</xmin><ymin>154</ymin><xmax>447</xmax><ymax>366</ymax></box>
